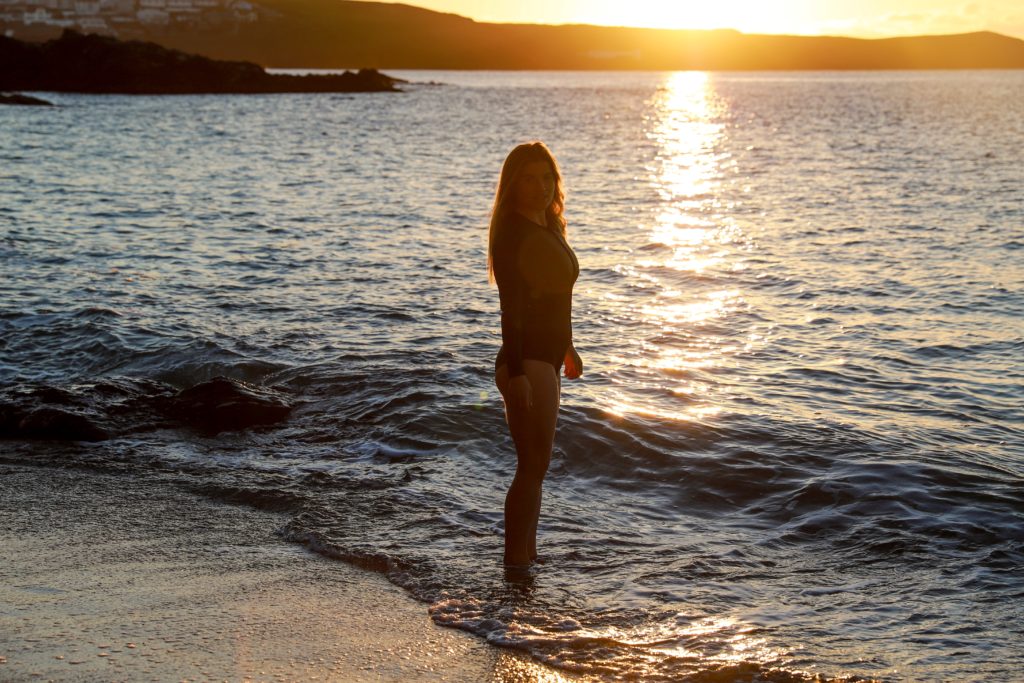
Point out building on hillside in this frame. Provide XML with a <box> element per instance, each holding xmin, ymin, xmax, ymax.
<box><xmin>135</xmin><ymin>6</ymin><xmax>166</xmax><ymax>23</ymax></box>
<box><xmin>227</xmin><ymin>0</ymin><xmax>254</xmax><ymax>22</ymax></box>
<box><xmin>100</xmin><ymin>0</ymin><xmax>136</xmax><ymax>13</ymax></box>
<box><xmin>27</xmin><ymin>10</ymin><xmax>73</xmax><ymax>26</ymax></box>
<box><xmin>77</xmin><ymin>15</ymin><xmax>110</xmax><ymax>31</ymax></box>
<box><xmin>74</xmin><ymin>0</ymin><xmax>100</xmax><ymax>14</ymax></box>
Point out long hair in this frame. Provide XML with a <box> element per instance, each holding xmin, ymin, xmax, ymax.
<box><xmin>487</xmin><ymin>141</ymin><xmax>567</xmax><ymax>285</ymax></box>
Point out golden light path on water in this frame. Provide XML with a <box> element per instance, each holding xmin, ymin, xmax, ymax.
<box><xmin>603</xmin><ymin>71</ymin><xmax>749</xmax><ymax>425</ymax></box>
<box><xmin>597</xmin><ymin>73</ymin><xmax>787</xmax><ymax>676</ymax></box>
<box><xmin>549</xmin><ymin>616</ymin><xmax>786</xmax><ymax>678</ymax></box>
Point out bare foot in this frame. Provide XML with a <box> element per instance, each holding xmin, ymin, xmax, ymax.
<box><xmin>504</xmin><ymin>553</ymin><xmax>531</xmax><ymax>568</ymax></box>
<box><xmin>503</xmin><ymin>562</ymin><xmax>534</xmax><ymax>584</ymax></box>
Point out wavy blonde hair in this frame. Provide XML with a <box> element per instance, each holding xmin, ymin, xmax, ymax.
<box><xmin>487</xmin><ymin>141</ymin><xmax>567</xmax><ymax>285</ymax></box>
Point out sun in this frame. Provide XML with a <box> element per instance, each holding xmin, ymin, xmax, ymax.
<box><xmin>564</xmin><ymin>0</ymin><xmax>815</xmax><ymax>34</ymax></box>
<box><xmin>634</xmin><ymin>5</ymin><xmax>735</xmax><ymax>31</ymax></box>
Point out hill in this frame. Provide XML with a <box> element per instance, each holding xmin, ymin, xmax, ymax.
<box><xmin>12</xmin><ymin>0</ymin><xmax>1024</xmax><ymax>69</ymax></box>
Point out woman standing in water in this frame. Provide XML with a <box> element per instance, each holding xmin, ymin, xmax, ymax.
<box><xmin>489</xmin><ymin>141</ymin><xmax>582</xmax><ymax>567</ymax></box>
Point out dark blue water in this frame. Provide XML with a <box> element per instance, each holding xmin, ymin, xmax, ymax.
<box><xmin>2</xmin><ymin>70</ymin><xmax>1022</xmax><ymax>681</ymax></box>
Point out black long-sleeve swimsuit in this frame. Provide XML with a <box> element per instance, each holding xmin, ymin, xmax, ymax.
<box><xmin>493</xmin><ymin>210</ymin><xmax>580</xmax><ymax>378</ymax></box>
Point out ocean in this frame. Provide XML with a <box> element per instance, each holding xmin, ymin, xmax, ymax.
<box><xmin>2</xmin><ymin>69</ymin><xmax>1022</xmax><ymax>681</ymax></box>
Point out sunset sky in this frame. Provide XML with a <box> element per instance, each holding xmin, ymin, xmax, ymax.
<box><xmin>384</xmin><ymin>1</ymin><xmax>1024</xmax><ymax>40</ymax></box>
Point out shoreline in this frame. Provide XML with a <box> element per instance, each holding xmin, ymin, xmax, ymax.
<box><xmin>0</xmin><ymin>463</ymin><xmax>577</xmax><ymax>682</ymax></box>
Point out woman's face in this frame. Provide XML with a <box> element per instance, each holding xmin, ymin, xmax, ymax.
<box><xmin>513</xmin><ymin>160</ymin><xmax>556</xmax><ymax>213</ymax></box>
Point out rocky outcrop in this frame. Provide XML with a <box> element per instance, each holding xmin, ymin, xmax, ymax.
<box><xmin>0</xmin><ymin>30</ymin><xmax>402</xmax><ymax>94</ymax></box>
<box><xmin>0</xmin><ymin>92</ymin><xmax>54</xmax><ymax>105</ymax></box>
<box><xmin>0</xmin><ymin>375</ymin><xmax>294</xmax><ymax>441</ymax></box>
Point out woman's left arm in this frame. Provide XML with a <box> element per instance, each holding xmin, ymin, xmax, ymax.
<box><xmin>564</xmin><ymin>240</ymin><xmax>583</xmax><ymax>379</ymax></box>
<box><xmin>564</xmin><ymin>342</ymin><xmax>583</xmax><ymax>379</ymax></box>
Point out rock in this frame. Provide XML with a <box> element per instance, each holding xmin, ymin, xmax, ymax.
<box><xmin>162</xmin><ymin>376</ymin><xmax>292</xmax><ymax>435</ymax></box>
<box><xmin>0</xmin><ymin>402</ymin><xmax>29</xmax><ymax>438</ymax></box>
<box><xmin>0</xmin><ymin>92</ymin><xmax>53</xmax><ymax>105</ymax></box>
<box><xmin>0</xmin><ymin>375</ymin><xmax>291</xmax><ymax>441</ymax></box>
<box><xmin>0</xmin><ymin>30</ymin><xmax>402</xmax><ymax>94</ymax></box>
<box><xmin>0</xmin><ymin>377</ymin><xmax>175</xmax><ymax>442</ymax></box>
<box><xmin>17</xmin><ymin>407</ymin><xmax>109</xmax><ymax>442</ymax></box>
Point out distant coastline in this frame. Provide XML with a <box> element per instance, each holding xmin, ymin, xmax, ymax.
<box><xmin>3</xmin><ymin>0</ymin><xmax>1024</xmax><ymax>70</ymax></box>
<box><xmin>0</xmin><ymin>29</ymin><xmax>401</xmax><ymax>93</ymax></box>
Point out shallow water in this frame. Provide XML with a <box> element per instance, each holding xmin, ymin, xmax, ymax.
<box><xmin>2</xmin><ymin>70</ymin><xmax>1023</xmax><ymax>681</ymax></box>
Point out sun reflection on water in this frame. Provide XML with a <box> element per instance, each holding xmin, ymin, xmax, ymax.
<box><xmin>643</xmin><ymin>288</ymin><xmax>741</xmax><ymax>325</ymax></box>
<box><xmin>652</xmin><ymin>72</ymin><xmax>728</xmax><ymax>208</ymax></box>
<box><xmin>604</xmin><ymin>72</ymin><xmax>749</xmax><ymax>424</ymax></box>
<box><xmin>554</xmin><ymin>614</ymin><xmax>785</xmax><ymax>678</ymax></box>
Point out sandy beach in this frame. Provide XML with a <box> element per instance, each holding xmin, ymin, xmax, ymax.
<box><xmin>0</xmin><ymin>463</ymin><xmax>575</xmax><ymax>682</ymax></box>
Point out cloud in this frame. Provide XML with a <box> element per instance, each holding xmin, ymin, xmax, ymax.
<box><xmin>751</xmin><ymin>1</ymin><xmax>1022</xmax><ymax>39</ymax></box>
<box><xmin>816</xmin><ymin>3</ymin><xmax>1024</xmax><ymax>39</ymax></box>
<box><xmin>979</xmin><ymin>3</ymin><xmax>1024</xmax><ymax>38</ymax></box>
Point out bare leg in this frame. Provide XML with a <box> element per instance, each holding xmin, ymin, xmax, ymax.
<box><xmin>495</xmin><ymin>360</ymin><xmax>560</xmax><ymax>566</ymax></box>
<box><xmin>527</xmin><ymin>370</ymin><xmax>560</xmax><ymax>560</ymax></box>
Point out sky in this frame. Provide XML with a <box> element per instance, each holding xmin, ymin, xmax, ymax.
<box><xmin>387</xmin><ymin>1</ymin><xmax>1024</xmax><ymax>40</ymax></box>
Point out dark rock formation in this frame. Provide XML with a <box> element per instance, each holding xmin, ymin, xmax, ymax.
<box><xmin>9</xmin><ymin>406</ymin><xmax>110</xmax><ymax>442</ymax></box>
<box><xmin>0</xmin><ymin>377</ymin><xmax>165</xmax><ymax>442</ymax></box>
<box><xmin>0</xmin><ymin>30</ymin><xmax>402</xmax><ymax>94</ymax></box>
<box><xmin>0</xmin><ymin>92</ymin><xmax>54</xmax><ymax>105</ymax></box>
<box><xmin>164</xmin><ymin>377</ymin><xmax>292</xmax><ymax>435</ymax></box>
<box><xmin>0</xmin><ymin>375</ymin><xmax>293</xmax><ymax>442</ymax></box>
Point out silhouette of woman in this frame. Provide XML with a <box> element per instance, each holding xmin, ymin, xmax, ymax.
<box><xmin>488</xmin><ymin>141</ymin><xmax>582</xmax><ymax>567</ymax></box>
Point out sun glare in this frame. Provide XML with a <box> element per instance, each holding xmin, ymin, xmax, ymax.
<box><xmin>598</xmin><ymin>69</ymin><xmax>767</xmax><ymax>425</ymax></box>
<box><xmin>565</xmin><ymin>0</ymin><xmax>818</xmax><ymax>34</ymax></box>
<box><xmin>398</xmin><ymin>0</ymin><xmax>1024</xmax><ymax>41</ymax></box>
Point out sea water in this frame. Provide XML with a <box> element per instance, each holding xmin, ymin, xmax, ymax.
<box><xmin>2</xmin><ymin>70</ymin><xmax>1022</xmax><ymax>681</ymax></box>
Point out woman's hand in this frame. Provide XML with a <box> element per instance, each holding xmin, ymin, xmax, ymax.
<box><xmin>564</xmin><ymin>345</ymin><xmax>583</xmax><ymax>380</ymax></box>
<box><xmin>509</xmin><ymin>374</ymin><xmax>533</xmax><ymax>412</ymax></box>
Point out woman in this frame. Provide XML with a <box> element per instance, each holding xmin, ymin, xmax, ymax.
<box><xmin>488</xmin><ymin>141</ymin><xmax>583</xmax><ymax>567</ymax></box>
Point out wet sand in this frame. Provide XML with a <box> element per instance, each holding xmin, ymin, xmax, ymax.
<box><xmin>0</xmin><ymin>464</ymin><xmax>576</xmax><ymax>682</ymax></box>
